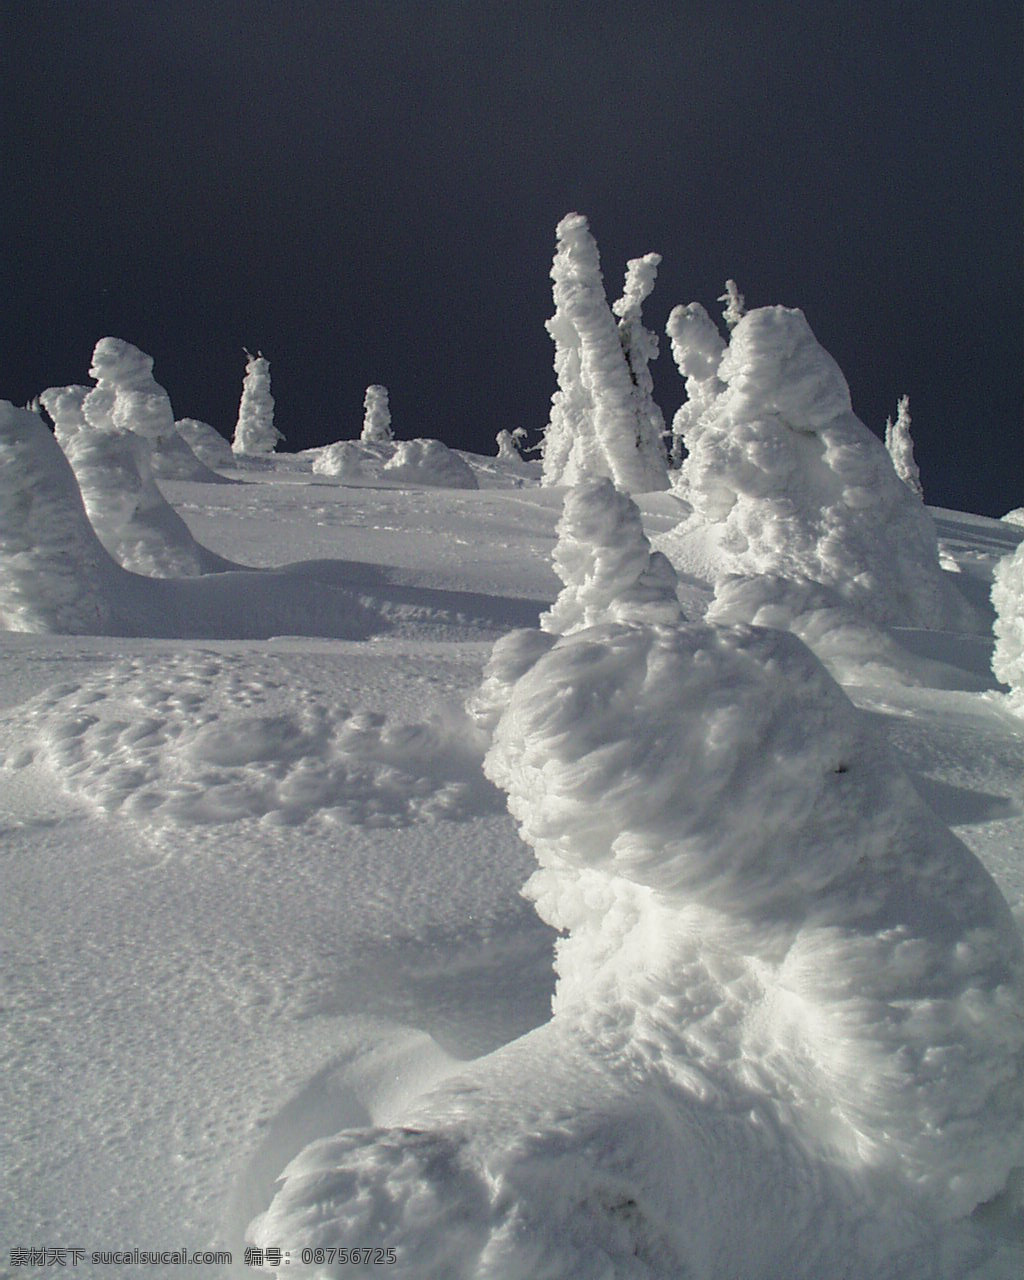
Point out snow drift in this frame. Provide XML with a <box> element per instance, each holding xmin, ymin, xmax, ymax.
<box><xmin>252</xmin><ymin>482</ymin><xmax>1024</xmax><ymax>1279</ymax></box>
<box><xmin>661</xmin><ymin>305</ymin><xmax>977</xmax><ymax>634</ymax></box>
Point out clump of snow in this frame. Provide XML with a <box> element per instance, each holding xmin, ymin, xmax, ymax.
<box><xmin>361</xmin><ymin>385</ymin><xmax>393</xmax><ymax>445</ymax></box>
<box><xmin>661</xmin><ymin>305</ymin><xmax>976</xmax><ymax>632</ymax></box>
<box><xmin>42</xmin><ymin>354</ymin><xmax>225</xmax><ymax>578</ymax></box>
<box><xmin>175</xmin><ymin>417</ymin><xmax>235</xmax><ymax>469</ymax></box>
<box><xmin>382</xmin><ymin>439</ymin><xmax>478</xmax><ymax>490</ymax></box>
<box><xmin>885</xmin><ymin>393</ymin><xmax>924</xmax><ymax>498</ymax></box>
<box><xmin>233</xmin><ymin>350</ymin><xmax>282</xmax><ymax>456</ymax></box>
<box><xmin>541</xmin><ymin>213</ymin><xmax>668</xmax><ymax>493</ymax></box>
<box><xmin>1002</xmin><ymin>509</ymin><xmax>1024</xmax><ymax>529</ymax></box>
<box><xmin>312</xmin><ymin>440</ymin><xmax>386</xmax><ymax>485</ymax></box>
<box><xmin>992</xmin><ymin>542</ymin><xmax>1024</xmax><ymax>709</ymax></box>
<box><xmin>0</xmin><ymin>400</ymin><xmax>121</xmax><ymax>632</ymax></box>
<box><xmin>495</xmin><ymin>428</ymin><xmax>528</xmax><ymax>463</ymax></box>
<box><xmin>541</xmin><ymin>477</ymin><xmax>683</xmax><ymax>635</ymax></box>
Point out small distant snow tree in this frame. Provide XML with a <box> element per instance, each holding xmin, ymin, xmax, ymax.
<box><xmin>612</xmin><ymin>253</ymin><xmax>667</xmax><ymax>461</ymax></box>
<box><xmin>718</xmin><ymin>279</ymin><xmax>746</xmax><ymax>329</ymax></box>
<box><xmin>496</xmin><ymin>428</ymin><xmax>528</xmax><ymax>462</ymax></box>
<box><xmin>360</xmin><ymin>385</ymin><xmax>393</xmax><ymax>445</ymax></box>
<box><xmin>541</xmin><ymin>213</ymin><xmax>668</xmax><ymax>493</ymax></box>
<box><xmin>884</xmin><ymin>394</ymin><xmax>923</xmax><ymax>498</ymax></box>
<box><xmin>232</xmin><ymin>350</ymin><xmax>282</xmax><ymax>456</ymax></box>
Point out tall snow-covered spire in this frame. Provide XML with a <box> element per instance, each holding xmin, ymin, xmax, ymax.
<box><xmin>233</xmin><ymin>350</ymin><xmax>282</xmax><ymax>456</ymax></box>
<box><xmin>542</xmin><ymin>213</ymin><xmax>668</xmax><ymax>493</ymax></box>
<box><xmin>360</xmin><ymin>385</ymin><xmax>392</xmax><ymax>444</ymax></box>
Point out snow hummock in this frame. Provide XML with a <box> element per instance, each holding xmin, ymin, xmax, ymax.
<box><xmin>383</xmin><ymin>438</ymin><xmax>478</xmax><ymax>489</ymax></box>
<box><xmin>253</xmin><ymin>481</ymin><xmax>1024</xmax><ymax>1277</ymax></box>
<box><xmin>176</xmin><ymin>418</ymin><xmax>236</xmax><ymax>470</ymax></box>
<box><xmin>233</xmin><ymin>350</ymin><xmax>282</xmax><ymax>456</ymax></box>
<box><xmin>660</xmin><ymin>305</ymin><xmax>977</xmax><ymax>634</ymax></box>
<box><xmin>541</xmin><ymin>213</ymin><xmax>669</xmax><ymax>493</ymax></box>
<box><xmin>312</xmin><ymin>439</ymin><xmax>386</xmax><ymax>484</ymax></box>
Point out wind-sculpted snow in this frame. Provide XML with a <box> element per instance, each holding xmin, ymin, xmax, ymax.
<box><xmin>175</xmin><ymin>417</ymin><xmax>236</xmax><ymax>470</ymax></box>
<box><xmin>313</xmin><ymin>439</ymin><xmax>387</xmax><ymax>484</ymax></box>
<box><xmin>11</xmin><ymin>653</ymin><xmax>500</xmax><ymax>829</ymax></box>
<box><xmin>42</xmin><ymin>341</ymin><xmax>231</xmax><ymax>576</ymax></box>
<box><xmin>992</xmin><ymin>542</ymin><xmax>1024</xmax><ymax>710</ymax></box>
<box><xmin>0</xmin><ymin>400</ymin><xmax>122</xmax><ymax>633</ymax></box>
<box><xmin>252</xmin><ymin>514</ymin><xmax>1024</xmax><ymax>1276</ymax></box>
<box><xmin>383</xmin><ymin>438</ymin><xmax>478</xmax><ymax>489</ymax></box>
<box><xmin>662</xmin><ymin>306</ymin><xmax>977</xmax><ymax>633</ymax></box>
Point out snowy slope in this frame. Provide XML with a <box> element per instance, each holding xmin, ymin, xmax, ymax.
<box><xmin>2</xmin><ymin>451</ymin><xmax>1024</xmax><ymax>1279</ymax></box>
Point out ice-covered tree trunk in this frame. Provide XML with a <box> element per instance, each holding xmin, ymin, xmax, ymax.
<box><xmin>884</xmin><ymin>394</ymin><xmax>923</xmax><ymax>498</ymax></box>
<box><xmin>232</xmin><ymin>350</ymin><xmax>282</xmax><ymax>456</ymax></box>
<box><xmin>665</xmin><ymin>301</ymin><xmax>727</xmax><ymax>469</ymax></box>
<box><xmin>360</xmin><ymin>385</ymin><xmax>393</xmax><ymax>445</ymax></box>
<box><xmin>542</xmin><ymin>213</ymin><xmax>668</xmax><ymax>493</ymax></box>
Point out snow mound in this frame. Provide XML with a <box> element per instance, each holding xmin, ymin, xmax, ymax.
<box><xmin>992</xmin><ymin>543</ymin><xmax>1024</xmax><ymax>709</ymax></box>
<box><xmin>312</xmin><ymin>440</ymin><xmax>386</xmax><ymax>485</ymax></box>
<box><xmin>662</xmin><ymin>306</ymin><xmax>976</xmax><ymax>632</ymax></box>
<box><xmin>150</xmin><ymin>427</ymin><xmax>234</xmax><ymax>483</ymax></box>
<box><xmin>1002</xmin><ymin>509</ymin><xmax>1024</xmax><ymax>529</ymax></box>
<box><xmin>11</xmin><ymin>653</ymin><xmax>499</xmax><ymax>829</ymax></box>
<box><xmin>0</xmin><ymin>400</ymin><xmax>122</xmax><ymax>633</ymax></box>
<box><xmin>383</xmin><ymin>439</ymin><xmax>478</xmax><ymax>489</ymax></box>
<box><xmin>253</xmin><ymin>604</ymin><xmax>1024</xmax><ymax>1275</ymax></box>
<box><xmin>175</xmin><ymin>418</ymin><xmax>236</xmax><ymax>469</ymax></box>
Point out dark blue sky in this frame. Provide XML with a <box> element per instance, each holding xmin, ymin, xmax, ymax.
<box><xmin>4</xmin><ymin>1</ymin><xmax>1021</xmax><ymax>515</ymax></box>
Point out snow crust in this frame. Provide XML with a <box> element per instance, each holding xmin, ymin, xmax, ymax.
<box><xmin>661</xmin><ymin>305</ymin><xmax>976</xmax><ymax>634</ymax></box>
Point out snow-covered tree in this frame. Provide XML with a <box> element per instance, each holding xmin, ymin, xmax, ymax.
<box><xmin>992</xmin><ymin>541</ymin><xmax>1024</xmax><ymax>711</ymax></box>
<box><xmin>718</xmin><ymin>278</ymin><xmax>746</xmax><ymax>329</ymax></box>
<box><xmin>665</xmin><ymin>301</ymin><xmax>727</xmax><ymax>466</ymax></box>
<box><xmin>612</xmin><ymin>252</ymin><xmax>667</xmax><ymax>460</ymax></box>
<box><xmin>541</xmin><ymin>213</ymin><xmax>668</xmax><ymax>493</ymax></box>
<box><xmin>41</xmin><ymin>338</ymin><xmax>226</xmax><ymax>577</ymax></box>
<box><xmin>661</xmin><ymin>305</ymin><xmax>976</xmax><ymax>632</ymax></box>
<box><xmin>884</xmin><ymin>394</ymin><xmax>923</xmax><ymax>498</ymax></box>
<box><xmin>232</xmin><ymin>350</ymin><xmax>282</xmax><ymax>456</ymax></box>
<box><xmin>495</xmin><ymin>429</ymin><xmax>528</xmax><ymax>462</ymax></box>
<box><xmin>360</xmin><ymin>384</ymin><xmax>393</xmax><ymax>445</ymax></box>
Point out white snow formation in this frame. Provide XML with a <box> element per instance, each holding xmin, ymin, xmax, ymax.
<box><xmin>233</xmin><ymin>350</ymin><xmax>282</xmax><ymax>456</ymax></box>
<box><xmin>313</xmin><ymin>440</ymin><xmax>386</xmax><ymax>484</ymax></box>
<box><xmin>252</xmin><ymin>482</ymin><xmax>1024</xmax><ymax>1277</ymax></box>
<box><xmin>541</xmin><ymin>213</ymin><xmax>668</xmax><ymax>493</ymax></box>
<box><xmin>41</xmin><ymin>340</ymin><xmax>227</xmax><ymax>576</ymax></box>
<box><xmin>174</xmin><ymin>417</ymin><xmax>236</xmax><ymax>470</ymax></box>
<box><xmin>495</xmin><ymin>428</ymin><xmax>528</xmax><ymax>463</ymax></box>
<box><xmin>361</xmin><ymin>384</ymin><xmax>393</xmax><ymax>444</ymax></box>
<box><xmin>885</xmin><ymin>393</ymin><xmax>924</xmax><ymax>498</ymax></box>
<box><xmin>992</xmin><ymin>541</ymin><xmax>1024</xmax><ymax>710</ymax></box>
<box><xmin>661</xmin><ymin>305</ymin><xmax>976</xmax><ymax>632</ymax></box>
<box><xmin>664</xmin><ymin>300</ymin><xmax>726</xmax><ymax>466</ymax></box>
<box><xmin>718</xmin><ymin>277</ymin><xmax>746</xmax><ymax>329</ymax></box>
<box><xmin>383</xmin><ymin>438</ymin><xmax>478</xmax><ymax>489</ymax></box>
<box><xmin>0</xmin><ymin>400</ymin><xmax>122</xmax><ymax>632</ymax></box>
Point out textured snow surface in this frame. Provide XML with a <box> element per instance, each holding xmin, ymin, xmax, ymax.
<box><xmin>3</xmin><ymin>450</ymin><xmax>1024</xmax><ymax>1279</ymax></box>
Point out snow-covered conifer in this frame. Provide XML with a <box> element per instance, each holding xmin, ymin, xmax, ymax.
<box><xmin>42</xmin><ymin>338</ymin><xmax>227</xmax><ymax>576</ymax></box>
<box><xmin>884</xmin><ymin>394</ymin><xmax>923</xmax><ymax>498</ymax></box>
<box><xmin>541</xmin><ymin>213</ymin><xmax>668</xmax><ymax>493</ymax></box>
<box><xmin>665</xmin><ymin>301</ymin><xmax>727</xmax><ymax>467</ymax></box>
<box><xmin>495</xmin><ymin>428</ymin><xmax>530</xmax><ymax>463</ymax></box>
<box><xmin>718</xmin><ymin>278</ymin><xmax>746</xmax><ymax>329</ymax></box>
<box><xmin>661</xmin><ymin>306</ymin><xmax>975</xmax><ymax>631</ymax></box>
<box><xmin>360</xmin><ymin>385</ymin><xmax>392</xmax><ymax>445</ymax></box>
<box><xmin>612</xmin><ymin>252</ymin><xmax>667</xmax><ymax>458</ymax></box>
<box><xmin>232</xmin><ymin>350</ymin><xmax>282</xmax><ymax>456</ymax></box>
<box><xmin>542</xmin><ymin>477</ymin><xmax>682</xmax><ymax>635</ymax></box>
